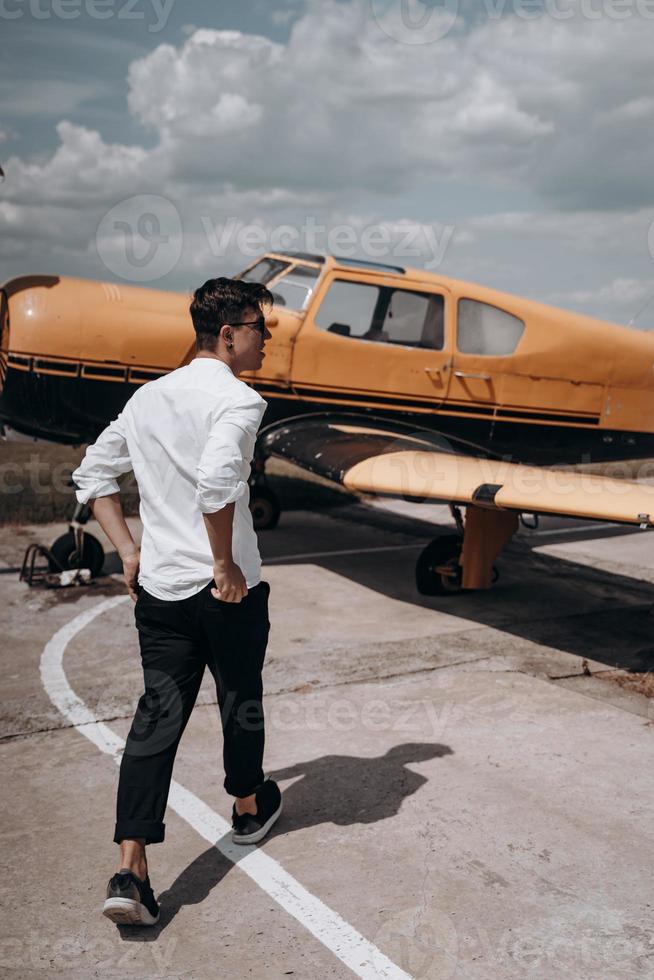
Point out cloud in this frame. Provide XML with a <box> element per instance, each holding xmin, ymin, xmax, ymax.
<box><xmin>0</xmin><ymin>80</ymin><xmax>103</xmax><ymax>119</ymax></box>
<box><xmin>5</xmin><ymin>3</ymin><xmax>654</xmax><ymax>205</ymax></box>
<box><xmin>2</xmin><ymin>0</ymin><xmax>654</xmax><ymax>326</ymax></box>
<box><xmin>269</xmin><ymin>9</ymin><xmax>297</xmax><ymax>25</ymax></box>
<box><xmin>114</xmin><ymin>2</ymin><xmax>651</xmax><ymax>205</ymax></box>
<box><xmin>543</xmin><ymin>277</ymin><xmax>654</xmax><ymax>331</ymax></box>
<box><xmin>556</xmin><ymin>278</ymin><xmax>654</xmax><ymax>307</ymax></box>
<box><xmin>2</xmin><ymin>121</ymin><xmax>150</xmax><ymax>207</ymax></box>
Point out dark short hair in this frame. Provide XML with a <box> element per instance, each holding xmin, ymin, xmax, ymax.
<box><xmin>189</xmin><ymin>277</ymin><xmax>273</xmax><ymax>352</ymax></box>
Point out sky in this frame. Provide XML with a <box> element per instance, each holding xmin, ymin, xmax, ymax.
<box><xmin>1</xmin><ymin>0</ymin><xmax>654</xmax><ymax>326</ymax></box>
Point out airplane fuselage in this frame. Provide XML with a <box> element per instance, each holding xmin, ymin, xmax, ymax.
<box><xmin>2</xmin><ymin>255</ymin><xmax>654</xmax><ymax>467</ymax></box>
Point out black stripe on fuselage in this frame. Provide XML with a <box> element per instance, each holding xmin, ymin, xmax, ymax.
<box><xmin>290</xmin><ymin>384</ymin><xmax>599</xmax><ymax>426</ymax></box>
<box><xmin>0</xmin><ymin>361</ymin><xmax>650</xmax><ymax>465</ymax></box>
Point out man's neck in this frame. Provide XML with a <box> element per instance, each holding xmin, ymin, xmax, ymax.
<box><xmin>195</xmin><ymin>352</ymin><xmax>238</xmax><ymax>376</ymax></box>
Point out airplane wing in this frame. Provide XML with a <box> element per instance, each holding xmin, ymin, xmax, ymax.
<box><xmin>259</xmin><ymin>412</ymin><xmax>654</xmax><ymax>528</ymax></box>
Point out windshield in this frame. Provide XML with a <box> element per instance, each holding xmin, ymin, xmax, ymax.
<box><xmin>239</xmin><ymin>257</ymin><xmax>291</xmax><ymax>284</ymax></box>
<box><xmin>269</xmin><ymin>265</ymin><xmax>321</xmax><ymax>310</ymax></box>
<box><xmin>237</xmin><ymin>257</ymin><xmax>322</xmax><ymax>310</ymax></box>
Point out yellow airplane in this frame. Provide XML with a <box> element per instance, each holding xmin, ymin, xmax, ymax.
<box><xmin>3</xmin><ymin>251</ymin><xmax>654</xmax><ymax>594</ymax></box>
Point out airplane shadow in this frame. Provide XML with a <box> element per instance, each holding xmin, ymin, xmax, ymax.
<box><xmin>259</xmin><ymin>502</ymin><xmax>654</xmax><ymax>674</ymax></box>
<box><xmin>101</xmin><ymin>502</ymin><xmax>654</xmax><ymax>673</ymax></box>
<box><xmin>115</xmin><ymin>741</ymin><xmax>451</xmax><ymax>939</ymax></box>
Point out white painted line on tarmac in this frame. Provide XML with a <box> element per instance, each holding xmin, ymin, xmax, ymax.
<box><xmin>264</xmin><ymin>543</ymin><xmax>425</xmax><ymax>562</ymax></box>
<box><xmin>40</xmin><ymin>595</ymin><xmax>411</xmax><ymax>980</ymax></box>
<box><xmin>529</xmin><ymin>523</ymin><xmax>621</xmax><ymax>538</ymax></box>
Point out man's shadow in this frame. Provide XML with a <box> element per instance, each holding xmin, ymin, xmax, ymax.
<box><xmin>119</xmin><ymin>741</ymin><xmax>452</xmax><ymax>939</ymax></box>
<box><xmin>267</xmin><ymin>742</ymin><xmax>452</xmax><ymax>829</ymax></box>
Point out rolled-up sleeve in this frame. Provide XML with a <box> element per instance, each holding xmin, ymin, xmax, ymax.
<box><xmin>71</xmin><ymin>411</ymin><xmax>132</xmax><ymax>505</ymax></box>
<box><xmin>195</xmin><ymin>396</ymin><xmax>266</xmax><ymax>514</ymax></box>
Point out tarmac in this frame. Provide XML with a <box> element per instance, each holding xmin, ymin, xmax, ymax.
<box><xmin>1</xmin><ymin>497</ymin><xmax>653</xmax><ymax>979</ymax></box>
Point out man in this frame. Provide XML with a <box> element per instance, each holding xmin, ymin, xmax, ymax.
<box><xmin>71</xmin><ymin>277</ymin><xmax>281</xmax><ymax>927</ymax></box>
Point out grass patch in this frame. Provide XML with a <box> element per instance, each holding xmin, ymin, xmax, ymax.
<box><xmin>596</xmin><ymin>669</ymin><xmax>654</xmax><ymax>701</ymax></box>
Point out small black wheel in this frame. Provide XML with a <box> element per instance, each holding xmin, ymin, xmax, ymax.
<box><xmin>249</xmin><ymin>486</ymin><xmax>280</xmax><ymax>530</ymax></box>
<box><xmin>48</xmin><ymin>531</ymin><xmax>105</xmax><ymax>578</ymax></box>
<box><xmin>415</xmin><ymin>534</ymin><xmax>463</xmax><ymax>595</ymax></box>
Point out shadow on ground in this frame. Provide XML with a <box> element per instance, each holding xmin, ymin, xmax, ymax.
<box><xmin>116</xmin><ymin>741</ymin><xmax>451</xmax><ymax>938</ymax></box>
<box><xmin>96</xmin><ymin>502</ymin><xmax>654</xmax><ymax>674</ymax></box>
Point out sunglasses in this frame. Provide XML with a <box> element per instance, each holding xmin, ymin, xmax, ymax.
<box><xmin>229</xmin><ymin>317</ymin><xmax>266</xmax><ymax>336</ymax></box>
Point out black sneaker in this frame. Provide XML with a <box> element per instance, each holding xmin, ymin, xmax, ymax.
<box><xmin>232</xmin><ymin>779</ymin><xmax>282</xmax><ymax>845</ymax></box>
<box><xmin>102</xmin><ymin>868</ymin><xmax>160</xmax><ymax>926</ymax></box>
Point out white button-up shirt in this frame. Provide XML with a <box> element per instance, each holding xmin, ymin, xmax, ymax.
<box><xmin>71</xmin><ymin>356</ymin><xmax>268</xmax><ymax>600</ymax></box>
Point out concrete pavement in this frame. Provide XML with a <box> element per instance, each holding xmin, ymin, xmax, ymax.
<box><xmin>1</xmin><ymin>501</ymin><xmax>653</xmax><ymax>978</ymax></box>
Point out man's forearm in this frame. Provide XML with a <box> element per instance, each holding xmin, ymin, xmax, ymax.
<box><xmin>203</xmin><ymin>502</ymin><xmax>236</xmax><ymax>564</ymax></box>
<box><xmin>90</xmin><ymin>493</ymin><xmax>139</xmax><ymax>559</ymax></box>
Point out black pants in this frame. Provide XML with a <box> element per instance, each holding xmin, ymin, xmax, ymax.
<box><xmin>114</xmin><ymin>578</ymin><xmax>271</xmax><ymax>845</ymax></box>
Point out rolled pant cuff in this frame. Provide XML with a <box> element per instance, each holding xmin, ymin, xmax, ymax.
<box><xmin>114</xmin><ymin>820</ymin><xmax>166</xmax><ymax>846</ymax></box>
<box><xmin>224</xmin><ymin>771</ymin><xmax>265</xmax><ymax>798</ymax></box>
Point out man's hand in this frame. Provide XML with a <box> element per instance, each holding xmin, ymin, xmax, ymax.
<box><xmin>120</xmin><ymin>546</ymin><xmax>141</xmax><ymax>603</ymax></box>
<box><xmin>89</xmin><ymin>495</ymin><xmax>141</xmax><ymax>601</ymax></box>
<box><xmin>211</xmin><ymin>558</ymin><xmax>248</xmax><ymax>603</ymax></box>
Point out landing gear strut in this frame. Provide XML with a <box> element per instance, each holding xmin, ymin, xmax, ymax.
<box><xmin>415</xmin><ymin>504</ymin><xmax>518</xmax><ymax>596</ymax></box>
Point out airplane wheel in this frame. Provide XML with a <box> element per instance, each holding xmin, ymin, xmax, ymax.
<box><xmin>48</xmin><ymin>531</ymin><xmax>105</xmax><ymax>578</ymax></box>
<box><xmin>249</xmin><ymin>486</ymin><xmax>280</xmax><ymax>530</ymax></box>
<box><xmin>415</xmin><ymin>534</ymin><xmax>463</xmax><ymax>595</ymax></box>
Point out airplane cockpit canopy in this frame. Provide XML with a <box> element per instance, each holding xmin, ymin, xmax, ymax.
<box><xmin>237</xmin><ymin>254</ymin><xmax>322</xmax><ymax>311</ymax></box>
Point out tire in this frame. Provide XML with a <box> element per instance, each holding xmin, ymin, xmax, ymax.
<box><xmin>48</xmin><ymin>531</ymin><xmax>105</xmax><ymax>578</ymax></box>
<box><xmin>249</xmin><ymin>486</ymin><xmax>281</xmax><ymax>530</ymax></box>
<box><xmin>415</xmin><ymin>534</ymin><xmax>463</xmax><ymax>596</ymax></box>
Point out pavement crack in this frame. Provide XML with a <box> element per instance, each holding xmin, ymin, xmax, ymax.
<box><xmin>0</xmin><ymin>711</ymin><xmax>132</xmax><ymax>744</ymax></box>
<box><xmin>1</xmin><ymin>656</ymin><xmax>495</xmax><ymax>745</ymax></box>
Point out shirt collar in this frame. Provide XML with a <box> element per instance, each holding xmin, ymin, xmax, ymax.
<box><xmin>190</xmin><ymin>356</ymin><xmax>234</xmax><ymax>376</ymax></box>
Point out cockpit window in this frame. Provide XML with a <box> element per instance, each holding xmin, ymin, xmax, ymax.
<box><xmin>383</xmin><ymin>289</ymin><xmax>444</xmax><ymax>349</ymax></box>
<box><xmin>269</xmin><ymin>265</ymin><xmax>321</xmax><ymax>311</ymax></box>
<box><xmin>314</xmin><ymin>279</ymin><xmax>445</xmax><ymax>349</ymax></box>
<box><xmin>457</xmin><ymin>299</ymin><xmax>525</xmax><ymax>355</ymax></box>
<box><xmin>239</xmin><ymin>258</ymin><xmax>291</xmax><ymax>284</ymax></box>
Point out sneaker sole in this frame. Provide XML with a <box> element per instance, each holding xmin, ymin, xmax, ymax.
<box><xmin>102</xmin><ymin>897</ymin><xmax>160</xmax><ymax>926</ymax></box>
<box><xmin>232</xmin><ymin>799</ymin><xmax>283</xmax><ymax>845</ymax></box>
